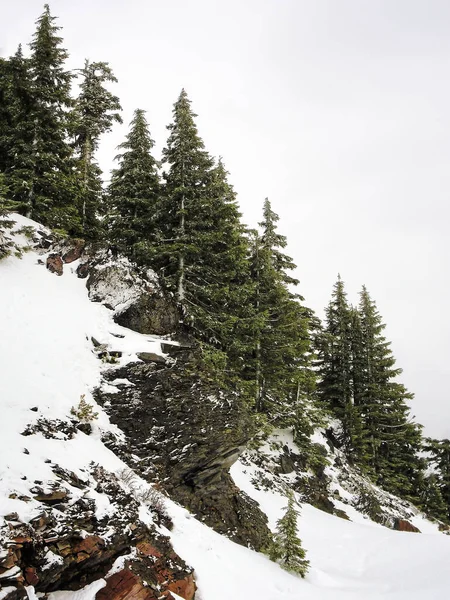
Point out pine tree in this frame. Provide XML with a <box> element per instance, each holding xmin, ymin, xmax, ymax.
<box><xmin>71</xmin><ymin>60</ymin><xmax>122</xmax><ymax>237</ymax></box>
<box><xmin>420</xmin><ymin>473</ymin><xmax>448</xmax><ymax>522</ymax></box>
<box><xmin>154</xmin><ymin>90</ymin><xmax>253</xmax><ymax>382</ymax></box>
<box><xmin>318</xmin><ymin>276</ymin><xmax>359</xmax><ymax>454</ymax></box>
<box><xmin>355</xmin><ymin>286</ymin><xmax>423</xmax><ymax>498</ymax></box>
<box><xmin>270</xmin><ymin>490</ymin><xmax>309</xmax><ymax>577</ymax></box>
<box><xmin>250</xmin><ymin>199</ymin><xmax>311</xmax><ymax>421</ymax></box>
<box><xmin>0</xmin><ymin>57</ymin><xmax>9</xmax><ymax>172</ymax></box>
<box><xmin>9</xmin><ymin>5</ymin><xmax>78</xmax><ymax>231</ymax></box>
<box><xmin>424</xmin><ymin>438</ymin><xmax>450</xmax><ymax>521</ymax></box>
<box><xmin>0</xmin><ymin>47</ymin><xmax>35</xmax><ymax>203</ymax></box>
<box><xmin>155</xmin><ymin>89</ymin><xmax>215</xmax><ymax>302</ymax></box>
<box><xmin>107</xmin><ymin>108</ymin><xmax>159</xmax><ymax>257</ymax></box>
<box><xmin>0</xmin><ymin>174</ymin><xmax>18</xmax><ymax>259</ymax></box>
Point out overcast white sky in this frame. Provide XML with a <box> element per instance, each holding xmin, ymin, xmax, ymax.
<box><xmin>3</xmin><ymin>0</ymin><xmax>450</xmax><ymax>437</ymax></box>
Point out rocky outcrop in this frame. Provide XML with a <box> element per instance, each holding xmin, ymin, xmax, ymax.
<box><xmin>0</xmin><ymin>467</ymin><xmax>194</xmax><ymax>599</ymax></box>
<box><xmin>62</xmin><ymin>239</ymin><xmax>85</xmax><ymax>264</ymax></box>
<box><xmin>393</xmin><ymin>519</ymin><xmax>421</xmax><ymax>533</ymax></box>
<box><xmin>46</xmin><ymin>253</ymin><xmax>64</xmax><ymax>276</ymax></box>
<box><xmin>83</xmin><ymin>257</ymin><xmax>179</xmax><ymax>336</ymax></box>
<box><xmin>96</xmin><ymin>349</ymin><xmax>272</xmax><ymax>551</ymax></box>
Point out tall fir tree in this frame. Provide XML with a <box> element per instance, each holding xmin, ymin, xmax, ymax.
<box><xmin>8</xmin><ymin>5</ymin><xmax>78</xmax><ymax>231</ymax></box>
<box><xmin>107</xmin><ymin>108</ymin><xmax>160</xmax><ymax>257</ymax></box>
<box><xmin>355</xmin><ymin>286</ymin><xmax>423</xmax><ymax>499</ymax></box>
<box><xmin>155</xmin><ymin>89</ymin><xmax>215</xmax><ymax>302</ymax></box>
<box><xmin>270</xmin><ymin>490</ymin><xmax>309</xmax><ymax>577</ymax></box>
<box><xmin>424</xmin><ymin>438</ymin><xmax>450</xmax><ymax>521</ymax></box>
<box><xmin>318</xmin><ymin>275</ymin><xmax>361</xmax><ymax>454</ymax></box>
<box><xmin>0</xmin><ymin>174</ymin><xmax>18</xmax><ymax>259</ymax></box>
<box><xmin>250</xmin><ymin>198</ymin><xmax>311</xmax><ymax>422</ymax></box>
<box><xmin>154</xmin><ymin>90</ymin><xmax>253</xmax><ymax>381</ymax></box>
<box><xmin>71</xmin><ymin>60</ymin><xmax>122</xmax><ymax>238</ymax></box>
<box><xmin>0</xmin><ymin>47</ymin><xmax>35</xmax><ymax>205</ymax></box>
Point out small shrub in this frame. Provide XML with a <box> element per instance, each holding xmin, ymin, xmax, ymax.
<box><xmin>70</xmin><ymin>395</ymin><xmax>99</xmax><ymax>423</ymax></box>
<box><xmin>116</xmin><ymin>467</ymin><xmax>138</xmax><ymax>488</ymax></box>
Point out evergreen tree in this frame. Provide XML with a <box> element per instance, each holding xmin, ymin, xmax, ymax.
<box><xmin>0</xmin><ymin>57</ymin><xmax>9</xmax><ymax>172</ymax></box>
<box><xmin>270</xmin><ymin>490</ymin><xmax>309</xmax><ymax>577</ymax></box>
<box><xmin>107</xmin><ymin>108</ymin><xmax>159</xmax><ymax>257</ymax></box>
<box><xmin>71</xmin><ymin>60</ymin><xmax>122</xmax><ymax>237</ymax></box>
<box><xmin>0</xmin><ymin>174</ymin><xmax>18</xmax><ymax>259</ymax></box>
<box><xmin>420</xmin><ymin>473</ymin><xmax>448</xmax><ymax>522</ymax></box>
<box><xmin>250</xmin><ymin>199</ymin><xmax>311</xmax><ymax>421</ymax></box>
<box><xmin>424</xmin><ymin>438</ymin><xmax>450</xmax><ymax>521</ymax></box>
<box><xmin>154</xmin><ymin>90</ymin><xmax>253</xmax><ymax>381</ymax></box>
<box><xmin>0</xmin><ymin>47</ymin><xmax>35</xmax><ymax>203</ymax></box>
<box><xmin>9</xmin><ymin>5</ymin><xmax>78</xmax><ymax>231</ymax></box>
<box><xmin>356</xmin><ymin>286</ymin><xmax>423</xmax><ymax>498</ymax></box>
<box><xmin>318</xmin><ymin>275</ymin><xmax>359</xmax><ymax>454</ymax></box>
<box><xmin>155</xmin><ymin>89</ymin><xmax>215</xmax><ymax>302</ymax></box>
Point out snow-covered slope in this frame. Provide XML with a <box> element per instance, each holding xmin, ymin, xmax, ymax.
<box><xmin>2</xmin><ymin>215</ymin><xmax>450</xmax><ymax>600</ymax></box>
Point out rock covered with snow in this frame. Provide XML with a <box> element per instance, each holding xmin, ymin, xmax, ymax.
<box><xmin>84</xmin><ymin>254</ymin><xmax>179</xmax><ymax>336</ymax></box>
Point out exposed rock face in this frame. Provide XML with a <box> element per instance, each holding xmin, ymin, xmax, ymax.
<box><xmin>0</xmin><ymin>467</ymin><xmax>194</xmax><ymax>599</ymax></box>
<box><xmin>46</xmin><ymin>253</ymin><xmax>64</xmax><ymax>276</ymax></box>
<box><xmin>115</xmin><ymin>294</ymin><xmax>179</xmax><ymax>336</ymax></box>
<box><xmin>62</xmin><ymin>239</ymin><xmax>85</xmax><ymax>264</ymax></box>
<box><xmin>394</xmin><ymin>519</ymin><xmax>421</xmax><ymax>533</ymax></box>
<box><xmin>96</xmin><ymin>350</ymin><xmax>272</xmax><ymax>551</ymax></box>
<box><xmin>84</xmin><ymin>258</ymin><xmax>179</xmax><ymax>336</ymax></box>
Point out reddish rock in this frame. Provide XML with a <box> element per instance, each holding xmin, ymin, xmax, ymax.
<box><xmin>63</xmin><ymin>240</ymin><xmax>85</xmax><ymax>264</ymax></box>
<box><xmin>167</xmin><ymin>574</ymin><xmax>196</xmax><ymax>600</ymax></box>
<box><xmin>24</xmin><ymin>566</ymin><xmax>39</xmax><ymax>586</ymax></box>
<box><xmin>136</xmin><ymin>542</ymin><xmax>162</xmax><ymax>559</ymax></box>
<box><xmin>46</xmin><ymin>254</ymin><xmax>64</xmax><ymax>276</ymax></box>
<box><xmin>96</xmin><ymin>569</ymin><xmax>158</xmax><ymax>600</ymax></box>
<box><xmin>0</xmin><ymin>548</ymin><xmax>18</xmax><ymax>570</ymax></box>
<box><xmin>72</xmin><ymin>535</ymin><xmax>105</xmax><ymax>557</ymax></box>
<box><xmin>394</xmin><ymin>519</ymin><xmax>421</xmax><ymax>533</ymax></box>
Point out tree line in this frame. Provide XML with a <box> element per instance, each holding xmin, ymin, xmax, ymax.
<box><xmin>1</xmin><ymin>5</ymin><xmax>450</xmax><ymax>527</ymax></box>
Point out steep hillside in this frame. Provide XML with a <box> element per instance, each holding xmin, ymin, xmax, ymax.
<box><xmin>1</xmin><ymin>216</ymin><xmax>450</xmax><ymax>600</ymax></box>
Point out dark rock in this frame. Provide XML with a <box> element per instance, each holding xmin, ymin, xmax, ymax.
<box><xmin>4</xmin><ymin>513</ymin><xmax>19</xmax><ymax>522</ymax></box>
<box><xmin>96</xmin><ymin>349</ymin><xmax>272</xmax><ymax>551</ymax></box>
<box><xmin>23</xmin><ymin>449</ymin><xmax>29</xmax><ymax>455</ymax></box>
<box><xmin>393</xmin><ymin>518</ymin><xmax>421</xmax><ymax>533</ymax></box>
<box><xmin>46</xmin><ymin>254</ymin><xmax>63</xmax><ymax>276</ymax></box>
<box><xmin>30</xmin><ymin>407</ymin><xmax>38</xmax><ymax>412</ymax></box>
<box><xmin>77</xmin><ymin>422</ymin><xmax>93</xmax><ymax>436</ymax></box>
<box><xmin>334</xmin><ymin>508</ymin><xmax>351</xmax><ymax>520</ymax></box>
<box><xmin>115</xmin><ymin>295</ymin><xmax>179</xmax><ymax>336</ymax></box>
<box><xmin>77</xmin><ymin>262</ymin><xmax>90</xmax><ymax>279</ymax></box>
<box><xmin>91</xmin><ymin>336</ymin><xmax>102</xmax><ymax>348</ymax></box>
<box><xmin>0</xmin><ymin>587</ymin><xmax>28</xmax><ymax>599</ymax></box>
<box><xmin>136</xmin><ymin>352</ymin><xmax>166</xmax><ymax>365</ymax></box>
<box><xmin>22</xmin><ymin>419</ymin><xmax>77</xmax><ymax>440</ymax></box>
<box><xmin>62</xmin><ymin>239</ymin><xmax>85</xmax><ymax>264</ymax></box>
<box><xmin>52</xmin><ymin>466</ymin><xmax>88</xmax><ymax>489</ymax></box>
<box><xmin>33</xmin><ymin>489</ymin><xmax>69</xmax><ymax>505</ymax></box>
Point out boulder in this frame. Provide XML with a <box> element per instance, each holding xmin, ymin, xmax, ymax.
<box><xmin>393</xmin><ymin>519</ymin><xmax>421</xmax><ymax>533</ymax></box>
<box><xmin>85</xmin><ymin>260</ymin><xmax>179</xmax><ymax>336</ymax></box>
<box><xmin>33</xmin><ymin>489</ymin><xmax>69</xmax><ymax>505</ymax></box>
<box><xmin>115</xmin><ymin>295</ymin><xmax>178</xmax><ymax>336</ymax></box>
<box><xmin>62</xmin><ymin>239</ymin><xmax>85</xmax><ymax>264</ymax></box>
<box><xmin>96</xmin><ymin>569</ymin><xmax>159</xmax><ymax>600</ymax></box>
<box><xmin>46</xmin><ymin>254</ymin><xmax>63</xmax><ymax>276</ymax></box>
<box><xmin>136</xmin><ymin>353</ymin><xmax>166</xmax><ymax>365</ymax></box>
